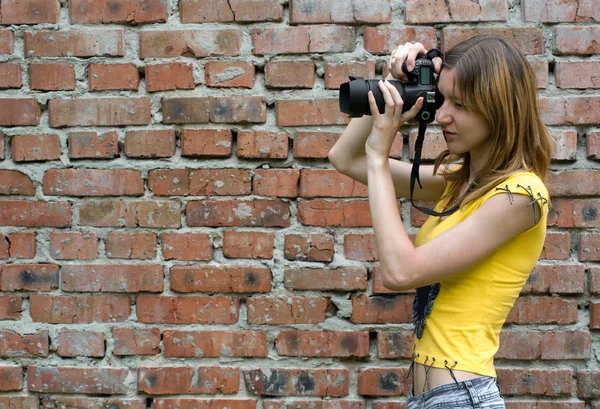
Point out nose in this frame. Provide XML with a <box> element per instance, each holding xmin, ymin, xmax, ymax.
<box><xmin>435</xmin><ymin>100</ymin><xmax>452</xmax><ymax>125</ymax></box>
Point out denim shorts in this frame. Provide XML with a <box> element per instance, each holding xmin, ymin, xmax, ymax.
<box><xmin>407</xmin><ymin>376</ymin><xmax>505</xmax><ymax>409</ymax></box>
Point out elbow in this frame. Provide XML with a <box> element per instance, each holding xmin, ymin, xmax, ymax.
<box><xmin>381</xmin><ymin>267</ymin><xmax>412</xmax><ymax>292</ymax></box>
<box><xmin>327</xmin><ymin>148</ymin><xmax>344</xmax><ymax>172</ymax></box>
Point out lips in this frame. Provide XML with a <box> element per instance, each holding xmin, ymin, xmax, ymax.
<box><xmin>443</xmin><ymin>130</ymin><xmax>457</xmax><ymax>141</ymax></box>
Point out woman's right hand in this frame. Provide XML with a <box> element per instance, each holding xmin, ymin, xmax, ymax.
<box><xmin>387</xmin><ymin>42</ymin><xmax>443</xmax><ymax>82</ymax></box>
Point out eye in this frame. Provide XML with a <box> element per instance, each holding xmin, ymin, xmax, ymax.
<box><xmin>454</xmin><ymin>101</ymin><xmax>464</xmax><ymax>109</ymax></box>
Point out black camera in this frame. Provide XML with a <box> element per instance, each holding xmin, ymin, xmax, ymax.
<box><xmin>339</xmin><ymin>58</ymin><xmax>444</xmax><ymax>123</ymax></box>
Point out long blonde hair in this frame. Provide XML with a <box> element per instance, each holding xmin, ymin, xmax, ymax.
<box><xmin>433</xmin><ymin>35</ymin><xmax>552</xmax><ymax>211</ymax></box>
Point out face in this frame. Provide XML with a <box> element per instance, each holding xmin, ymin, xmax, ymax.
<box><xmin>435</xmin><ymin>68</ymin><xmax>492</xmax><ymax>159</ymax></box>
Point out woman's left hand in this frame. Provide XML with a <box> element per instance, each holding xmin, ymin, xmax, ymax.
<box><xmin>365</xmin><ymin>80</ymin><xmax>424</xmax><ymax>160</ymax></box>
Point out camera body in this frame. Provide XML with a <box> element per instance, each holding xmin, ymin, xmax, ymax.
<box><xmin>339</xmin><ymin>58</ymin><xmax>443</xmax><ymax>123</ymax></box>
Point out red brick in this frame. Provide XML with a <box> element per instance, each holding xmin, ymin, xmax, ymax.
<box><xmin>591</xmin><ymin>266</ymin><xmax>600</xmax><ymax>294</ymax></box>
<box><xmin>284</xmin><ymin>267</ymin><xmax>367</xmax><ymax>291</ymax></box>
<box><xmin>0</xmin><ymin>296</ymin><xmax>22</xmax><ymax>320</ymax></box>
<box><xmin>125</xmin><ymin>129</ymin><xmax>175</xmax><ymax>158</ymax></box>
<box><xmin>146</xmin><ymin>62</ymin><xmax>195</xmax><ymax>92</ymax></box>
<box><xmin>30</xmin><ymin>295</ymin><xmax>131</xmax><ymax>323</ymax></box>
<box><xmin>79</xmin><ymin>200</ymin><xmax>180</xmax><ymax>228</ymax></box>
<box><xmin>25</xmin><ymin>30</ymin><xmax>125</xmax><ymax>57</ymax></box>
<box><xmin>181</xmin><ymin>129</ymin><xmax>232</xmax><ymax>157</ymax></box>
<box><xmin>357</xmin><ymin>368</ymin><xmax>410</xmax><ymax>396</ymax></box>
<box><xmin>497</xmin><ymin>369</ymin><xmax>572</xmax><ymax>396</ymax></box>
<box><xmin>577</xmin><ymin>371</ymin><xmax>600</xmax><ymax>399</ymax></box>
<box><xmin>68</xmin><ymin>131</ymin><xmax>119</xmax><ymax>159</ymax></box>
<box><xmin>0</xmin><ymin>201</ymin><xmax>71</xmax><ymax>227</ymax></box>
<box><xmin>180</xmin><ymin>0</ymin><xmax>282</xmax><ymax>22</ymax></box>
<box><xmin>210</xmin><ymin>96</ymin><xmax>266</xmax><ymax>123</ymax></box>
<box><xmin>138</xmin><ymin>367</ymin><xmax>239</xmax><ymax>395</ymax></box>
<box><xmin>0</xmin><ymin>62</ymin><xmax>21</xmax><ymax>89</ymax></box>
<box><xmin>540</xmin><ymin>232</ymin><xmax>571</xmax><ymax>260</ymax></box>
<box><xmin>298</xmin><ymin>200</ymin><xmax>372</xmax><ymax>227</ymax></box>
<box><xmin>0</xmin><ymin>330</ymin><xmax>49</xmax><ymax>358</ymax></box>
<box><xmin>243</xmin><ymin>368</ymin><xmax>348</xmax><ymax>396</ymax></box>
<box><xmin>0</xmin><ymin>30</ymin><xmax>14</xmax><ymax>54</ymax></box>
<box><xmin>284</xmin><ymin>233</ymin><xmax>334</xmax><ymax>262</ymax></box>
<box><xmin>591</xmin><ymin>302</ymin><xmax>600</xmax><ymax>329</ymax></box>
<box><xmin>162</xmin><ymin>97</ymin><xmax>209</xmax><ymax>124</ymax></box>
<box><xmin>548</xmin><ymin>199</ymin><xmax>600</xmax><ymax>228</ymax></box>
<box><xmin>106</xmin><ymin>232</ymin><xmax>157</xmax><ymax>259</ymax></box>
<box><xmin>112</xmin><ymin>327</ymin><xmax>161</xmax><ymax>356</ymax></box>
<box><xmin>252</xmin><ymin>27</ymin><xmax>355</xmax><ymax>55</ymax></box>
<box><xmin>205</xmin><ymin>61</ymin><xmax>254</xmax><ymax>88</ymax></box>
<box><xmin>247</xmin><ymin>297</ymin><xmax>329</xmax><ymax>325</ymax></box>
<box><xmin>579</xmin><ymin>233</ymin><xmax>600</xmax><ymax>261</ymax></box>
<box><xmin>136</xmin><ymin>296</ymin><xmax>239</xmax><ymax>324</ymax></box>
<box><xmin>265</xmin><ymin>60</ymin><xmax>314</xmax><ymax>88</ymax></box>
<box><xmin>408</xmin><ymin>130</ymin><xmax>445</xmax><ymax>160</ymax></box>
<box><xmin>265</xmin><ymin>401</ymin><xmax>364</xmax><ymax>409</ymax></box>
<box><xmin>325</xmin><ymin>61</ymin><xmax>376</xmax><ymax>89</ymax></box>
<box><xmin>294</xmin><ymin>131</ymin><xmax>340</xmax><ymax>158</ymax></box>
<box><xmin>363</xmin><ymin>27</ymin><xmax>437</xmax><ymax>54</ymax></box>
<box><xmin>442</xmin><ymin>27</ymin><xmax>544</xmax><ymax>54</ymax></box>
<box><xmin>276</xmin><ymin>100</ymin><xmax>349</xmax><ymax>126</ymax></box>
<box><xmin>344</xmin><ymin>233</ymin><xmax>378</xmax><ymax>261</ymax></box>
<box><xmin>276</xmin><ymin>330</ymin><xmax>369</xmax><ymax>358</ymax></box>
<box><xmin>523</xmin><ymin>0</ymin><xmax>598</xmax><ymax>22</ymax></box>
<box><xmin>410</xmin><ymin>201</ymin><xmax>434</xmax><ymax>227</ymax></box>
<box><xmin>41</xmin><ymin>398</ymin><xmax>145</xmax><ymax>409</ymax></box>
<box><xmin>300</xmin><ymin>170</ymin><xmax>367</xmax><ymax>198</ymax></box>
<box><xmin>524</xmin><ymin>264</ymin><xmax>585</xmax><ymax>294</ymax></box>
<box><xmin>57</xmin><ymin>330</ymin><xmax>104</xmax><ymax>357</ymax></box>
<box><xmin>147</xmin><ymin>168</ymin><xmax>190</xmax><ymax>196</ymax></box>
<box><xmin>162</xmin><ymin>233</ymin><xmax>212</xmax><ymax>261</ymax></box>
<box><xmin>497</xmin><ymin>331</ymin><xmax>591</xmax><ymax>360</ymax></box>
<box><xmin>43</xmin><ymin>169</ymin><xmax>144</xmax><ymax>197</ymax></box>
<box><xmin>0</xmin><ymin>366</ymin><xmax>22</xmax><ymax>391</ymax></box>
<box><xmin>290</xmin><ymin>0</ymin><xmax>390</xmax><ymax>23</ymax></box>
<box><xmin>163</xmin><ymin>330</ymin><xmax>268</xmax><ymax>357</ymax></box>
<box><xmin>89</xmin><ymin>64</ymin><xmax>139</xmax><ymax>91</ymax></box>
<box><xmin>0</xmin><ymin>264</ymin><xmax>58</xmax><ymax>291</ymax></box>
<box><xmin>49</xmin><ymin>97</ymin><xmax>151</xmax><ymax>127</ymax></box>
<box><xmin>155</xmin><ymin>399</ymin><xmax>256</xmax><ymax>409</ymax></box>
<box><xmin>548</xmin><ymin>129</ymin><xmax>577</xmax><ymax>160</ymax></box>
<box><xmin>506</xmin><ymin>297</ymin><xmax>578</xmax><ymax>324</ymax></box>
<box><xmin>0</xmin><ymin>0</ymin><xmax>60</xmax><ymax>24</ymax></box>
<box><xmin>49</xmin><ymin>232</ymin><xmax>97</xmax><ymax>260</ymax></box>
<box><xmin>237</xmin><ymin>131</ymin><xmax>288</xmax><ymax>159</ymax></box>
<box><xmin>28</xmin><ymin>366</ymin><xmax>128</xmax><ymax>394</ymax></box>
<box><xmin>540</xmin><ymin>96</ymin><xmax>600</xmax><ymax>125</ymax></box>
<box><xmin>253</xmin><ymin>169</ymin><xmax>299</xmax><ymax>198</ymax></box>
<box><xmin>170</xmin><ymin>266</ymin><xmax>271</xmax><ymax>293</ymax></box>
<box><xmin>588</xmin><ymin>131</ymin><xmax>600</xmax><ymax>159</ymax></box>
<box><xmin>0</xmin><ymin>99</ymin><xmax>40</xmax><ymax>126</ymax></box>
<box><xmin>351</xmin><ymin>294</ymin><xmax>413</xmax><ymax>324</ymax></box>
<box><xmin>547</xmin><ymin>170</ymin><xmax>600</xmax><ymax>196</ymax></box>
<box><xmin>139</xmin><ymin>30</ymin><xmax>241</xmax><ymax>58</ymax></box>
<box><xmin>0</xmin><ymin>170</ymin><xmax>34</xmax><ymax>195</ymax></box>
<box><xmin>377</xmin><ymin>331</ymin><xmax>414</xmax><ymax>359</ymax></box>
<box><xmin>529</xmin><ymin>58</ymin><xmax>549</xmax><ymax>88</ymax></box>
<box><xmin>190</xmin><ymin>169</ymin><xmax>252</xmax><ymax>195</ymax></box>
<box><xmin>187</xmin><ymin>200</ymin><xmax>290</xmax><ymax>227</ymax></box>
<box><xmin>12</xmin><ymin>134</ymin><xmax>60</xmax><ymax>162</ymax></box>
<box><xmin>406</xmin><ymin>0</ymin><xmax>506</xmax><ymax>23</ymax></box>
<box><xmin>223</xmin><ymin>231</ymin><xmax>274</xmax><ymax>259</ymax></box>
<box><xmin>4</xmin><ymin>232</ymin><xmax>36</xmax><ymax>258</ymax></box>
<box><xmin>61</xmin><ymin>264</ymin><xmax>163</xmax><ymax>292</ymax></box>
<box><xmin>556</xmin><ymin>62</ymin><xmax>600</xmax><ymax>88</ymax></box>
<box><xmin>29</xmin><ymin>63</ymin><xmax>76</xmax><ymax>91</ymax></box>
<box><xmin>70</xmin><ymin>0</ymin><xmax>168</xmax><ymax>24</ymax></box>
<box><xmin>554</xmin><ymin>26</ymin><xmax>600</xmax><ymax>55</ymax></box>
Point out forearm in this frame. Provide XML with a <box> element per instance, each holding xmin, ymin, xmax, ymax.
<box><xmin>367</xmin><ymin>156</ymin><xmax>415</xmax><ymax>290</ymax></box>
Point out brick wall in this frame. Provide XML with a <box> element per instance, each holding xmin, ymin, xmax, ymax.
<box><xmin>0</xmin><ymin>0</ymin><xmax>599</xmax><ymax>408</ymax></box>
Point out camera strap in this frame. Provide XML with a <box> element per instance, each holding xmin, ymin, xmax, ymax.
<box><xmin>409</xmin><ymin>120</ymin><xmax>460</xmax><ymax>218</ymax></box>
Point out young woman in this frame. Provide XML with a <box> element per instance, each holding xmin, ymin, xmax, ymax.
<box><xmin>328</xmin><ymin>35</ymin><xmax>552</xmax><ymax>408</ymax></box>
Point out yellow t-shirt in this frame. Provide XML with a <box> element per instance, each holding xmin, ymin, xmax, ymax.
<box><xmin>412</xmin><ymin>171</ymin><xmax>549</xmax><ymax>378</ymax></box>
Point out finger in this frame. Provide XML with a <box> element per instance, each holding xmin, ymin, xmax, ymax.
<box><xmin>400</xmin><ymin>97</ymin><xmax>424</xmax><ymax>122</ymax></box>
<box><xmin>405</xmin><ymin>43</ymin><xmax>428</xmax><ymax>72</ymax></box>
<box><xmin>432</xmin><ymin>57</ymin><xmax>443</xmax><ymax>74</ymax></box>
<box><xmin>367</xmin><ymin>90</ymin><xmax>381</xmax><ymax>118</ymax></box>
<box><xmin>392</xmin><ymin>43</ymin><xmax>411</xmax><ymax>81</ymax></box>
<box><xmin>385</xmin><ymin>81</ymin><xmax>404</xmax><ymax>121</ymax></box>
<box><xmin>379</xmin><ymin>80</ymin><xmax>396</xmax><ymax>115</ymax></box>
